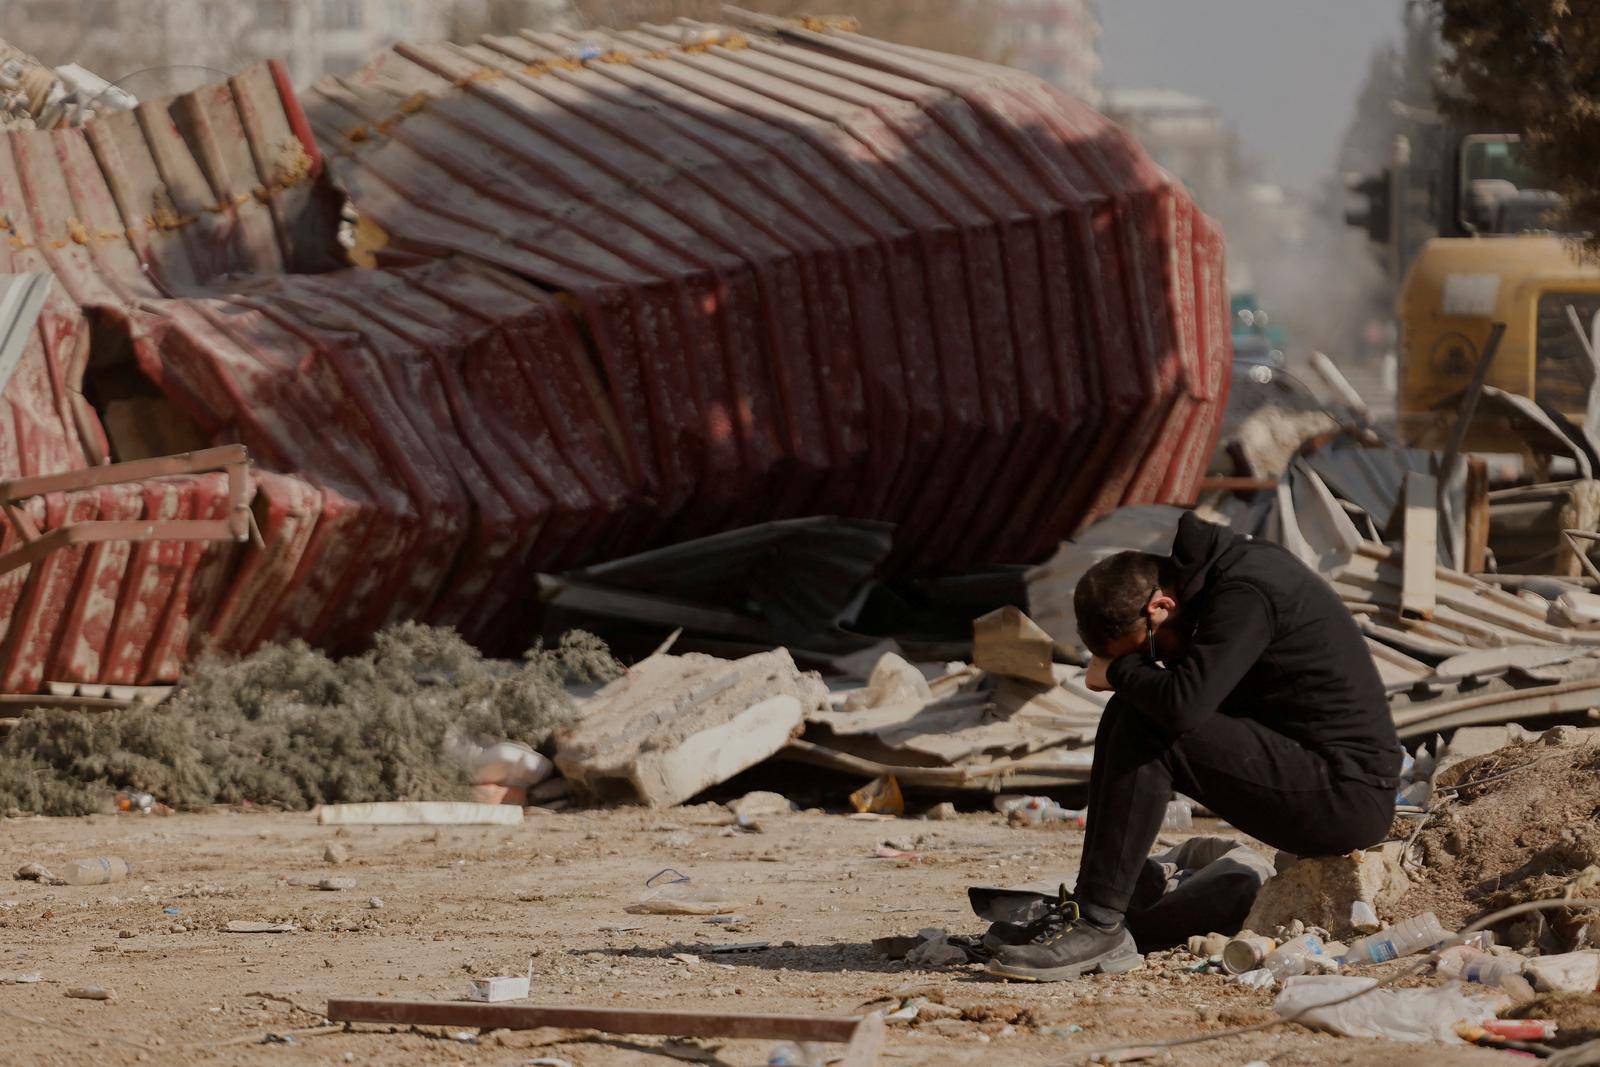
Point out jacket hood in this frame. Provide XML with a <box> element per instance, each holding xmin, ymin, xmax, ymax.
<box><xmin>1169</xmin><ymin>512</ymin><xmax>1248</xmax><ymax>603</ymax></box>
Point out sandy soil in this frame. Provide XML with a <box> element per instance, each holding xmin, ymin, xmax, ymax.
<box><xmin>0</xmin><ymin>806</ymin><xmax>1513</xmax><ymax>1066</ymax></box>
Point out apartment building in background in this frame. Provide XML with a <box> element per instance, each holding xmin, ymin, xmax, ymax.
<box><xmin>994</xmin><ymin>0</ymin><xmax>1102</xmax><ymax>102</ymax></box>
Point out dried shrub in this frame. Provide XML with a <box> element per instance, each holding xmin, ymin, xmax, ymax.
<box><xmin>0</xmin><ymin>624</ymin><xmax>617</xmax><ymax>816</ymax></box>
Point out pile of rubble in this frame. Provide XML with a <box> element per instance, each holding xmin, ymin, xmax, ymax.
<box><xmin>0</xmin><ymin>37</ymin><xmax>133</xmax><ymax>129</ymax></box>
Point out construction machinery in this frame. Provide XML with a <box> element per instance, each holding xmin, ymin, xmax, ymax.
<box><xmin>1351</xmin><ymin>133</ymin><xmax>1600</xmax><ymax>458</ymax></box>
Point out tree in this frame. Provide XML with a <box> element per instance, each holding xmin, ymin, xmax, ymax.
<box><xmin>1431</xmin><ymin>0</ymin><xmax>1600</xmax><ymax>250</ymax></box>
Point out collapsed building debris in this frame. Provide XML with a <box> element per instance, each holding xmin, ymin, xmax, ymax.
<box><xmin>1028</xmin><ymin>436</ymin><xmax>1600</xmax><ymax>744</ymax></box>
<box><xmin>0</xmin><ymin>37</ymin><xmax>135</xmax><ymax>130</ymax></box>
<box><xmin>0</xmin><ymin>13</ymin><xmax>1227</xmax><ymax>692</ymax></box>
<box><xmin>555</xmin><ymin>648</ymin><xmax>826</xmax><ymax>807</ymax></box>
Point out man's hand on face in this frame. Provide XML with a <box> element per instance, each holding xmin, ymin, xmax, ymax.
<box><xmin>1086</xmin><ymin>654</ymin><xmax>1115</xmax><ymax>692</ymax></box>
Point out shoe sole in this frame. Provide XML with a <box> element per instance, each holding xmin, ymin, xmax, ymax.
<box><xmin>985</xmin><ymin>947</ymin><xmax>1144</xmax><ymax>983</ymax></box>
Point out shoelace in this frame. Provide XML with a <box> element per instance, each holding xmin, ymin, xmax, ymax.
<box><xmin>1021</xmin><ymin>885</ymin><xmax>1082</xmax><ymax>945</ymax></box>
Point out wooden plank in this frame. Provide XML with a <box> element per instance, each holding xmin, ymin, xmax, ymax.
<box><xmin>324</xmin><ymin>998</ymin><xmax>883</xmax><ymax>1066</ymax></box>
<box><xmin>1400</xmin><ymin>470</ymin><xmax>1438</xmax><ymax>620</ymax></box>
<box><xmin>972</xmin><ymin>605</ymin><xmax>1056</xmax><ymax>684</ymax></box>
<box><xmin>1464</xmin><ymin>457</ymin><xmax>1490</xmax><ymax>574</ymax></box>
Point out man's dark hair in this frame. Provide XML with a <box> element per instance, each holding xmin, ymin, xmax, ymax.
<box><xmin>1073</xmin><ymin>550</ymin><xmax>1169</xmax><ymax>656</ymax></box>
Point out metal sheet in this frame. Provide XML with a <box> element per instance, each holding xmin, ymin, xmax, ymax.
<box><xmin>0</xmin><ymin>17</ymin><xmax>1228</xmax><ymax>688</ymax></box>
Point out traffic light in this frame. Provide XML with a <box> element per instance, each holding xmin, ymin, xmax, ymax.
<box><xmin>1345</xmin><ymin>170</ymin><xmax>1392</xmax><ymax>244</ymax></box>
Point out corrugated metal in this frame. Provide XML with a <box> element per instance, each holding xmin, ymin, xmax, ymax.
<box><xmin>0</xmin><ymin>16</ymin><xmax>1229</xmax><ymax>688</ymax></box>
<box><xmin>303</xmin><ymin>15</ymin><xmax>1230</xmax><ymax>571</ymax></box>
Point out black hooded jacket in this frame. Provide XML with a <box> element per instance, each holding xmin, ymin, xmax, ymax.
<box><xmin>1106</xmin><ymin>512</ymin><xmax>1401</xmax><ymax>789</ymax></box>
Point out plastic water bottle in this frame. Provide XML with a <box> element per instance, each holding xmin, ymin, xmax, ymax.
<box><xmin>1163</xmin><ymin>800</ymin><xmax>1193</xmax><ymax>830</ymax></box>
<box><xmin>999</xmin><ymin>797</ymin><xmax>1085</xmax><ymax>826</ymax></box>
<box><xmin>1436</xmin><ymin>946</ymin><xmax>1524</xmax><ymax>986</ymax></box>
<box><xmin>1343</xmin><ymin>912</ymin><xmax>1448</xmax><ymax>964</ymax></box>
<box><xmin>767</xmin><ymin>1041</ymin><xmax>824</xmax><ymax>1066</ymax></box>
<box><xmin>1263</xmin><ymin>934</ymin><xmax>1327</xmax><ymax>980</ymax></box>
<box><xmin>60</xmin><ymin>857</ymin><xmax>130</xmax><ymax>885</ymax></box>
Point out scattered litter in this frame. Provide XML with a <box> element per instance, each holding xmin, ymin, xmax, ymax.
<box><xmin>1436</xmin><ymin>945</ymin><xmax>1525</xmax><ymax>988</ymax></box>
<box><xmin>849</xmin><ymin>775</ymin><xmax>904</xmax><ymax>817</ymax></box>
<box><xmin>1482</xmin><ymin>1018</ymin><xmax>1558</xmax><ymax>1041</ymax></box>
<box><xmin>1275</xmin><ymin>975</ymin><xmax>1506</xmax><ymax>1042</ymax></box>
<box><xmin>766</xmin><ymin>1042</ymin><xmax>825</xmax><ymax>1066</ymax></box>
<box><xmin>65</xmin><ymin>986</ymin><xmax>113</xmax><ymax>1001</ymax></box>
<box><xmin>4</xmin><ymin>973</ymin><xmax>42</xmax><ymax>984</ymax></box>
<box><xmin>628</xmin><ymin>869</ymin><xmax>744</xmax><ymax>916</ymax></box>
<box><xmin>225</xmin><ymin>921</ymin><xmax>297</xmax><ymax>934</ymax></box>
<box><xmin>904</xmin><ymin>928</ymin><xmax>970</xmax><ymax>967</ymax></box>
<box><xmin>162</xmin><ymin>907</ymin><xmax>180</xmax><ymax>915</ymax></box>
<box><xmin>699</xmin><ymin>942</ymin><xmax>769</xmax><ymax>954</ymax></box>
<box><xmin>13</xmin><ymin>862</ymin><xmax>55</xmax><ymax>883</ymax></box>
<box><xmin>1222</xmin><ymin>935</ymin><xmax>1276</xmax><ymax>976</ymax></box>
<box><xmin>871</xmin><ymin>845</ymin><xmax>922</xmax><ymax>861</ymax></box>
<box><xmin>52</xmin><ymin>858</ymin><xmax>130</xmax><ymax>886</ymax></box>
<box><xmin>1342</xmin><ymin>912</ymin><xmax>1447</xmax><ymax>965</ymax></box>
<box><xmin>115</xmin><ymin>790</ymin><xmax>157</xmax><ymax>814</ymax></box>
<box><xmin>1349</xmin><ymin>900</ymin><xmax>1380</xmax><ymax>933</ymax></box>
<box><xmin>466</xmin><ymin>960</ymin><xmax>533</xmax><ymax>1003</ymax></box>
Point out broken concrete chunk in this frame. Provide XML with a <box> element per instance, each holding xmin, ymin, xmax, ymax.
<box><xmin>323</xmin><ymin>843</ymin><xmax>349</xmax><ymax>866</ymax></box>
<box><xmin>317</xmin><ymin>802</ymin><xmax>523</xmax><ymax>826</ymax></box>
<box><xmin>1526</xmin><ymin>951</ymin><xmax>1600</xmax><ymax>993</ymax></box>
<box><xmin>972</xmin><ymin>605</ymin><xmax>1057</xmax><ymax>685</ymax></box>
<box><xmin>840</xmin><ymin>652</ymin><xmax>930</xmax><ymax>711</ymax></box>
<box><xmin>726</xmin><ymin>791</ymin><xmax>795</xmax><ymax>820</ymax></box>
<box><xmin>1243</xmin><ymin>844</ymin><xmax>1409</xmax><ymax>939</ymax></box>
<box><xmin>555</xmin><ymin>650</ymin><xmax>824</xmax><ymax>808</ymax></box>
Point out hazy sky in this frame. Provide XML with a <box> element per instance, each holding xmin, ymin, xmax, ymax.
<box><xmin>1098</xmin><ymin>0</ymin><xmax>1405</xmax><ymax>192</ymax></box>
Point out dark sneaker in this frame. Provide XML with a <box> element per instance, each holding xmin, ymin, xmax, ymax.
<box><xmin>986</xmin><ymin>895</ymin><xmax>1142</xmax><ymax>982</ymax></box>
<box><xmin>981</xmin><ymin>918</ymin><xmax>1033</xmax><ymax>952</ymax></box>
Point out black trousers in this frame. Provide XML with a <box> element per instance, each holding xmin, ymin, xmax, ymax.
<box><xmin>1074</xmin><ymin>695</ymin><xmax>1396</xmax><ymax>915</ymax></box>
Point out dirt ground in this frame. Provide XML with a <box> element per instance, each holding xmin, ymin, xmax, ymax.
<box><xmin>0</xmin><ymin>806</ymin><xmax>1516</xmax><ymax>1066</ymax></box>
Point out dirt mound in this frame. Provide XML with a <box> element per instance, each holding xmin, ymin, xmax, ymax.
<box><xmin>0</xmin><ymin>623</ymin><xmax>617</xmax><ymax>816</ymax></box>
<box><xmin>1394</xmin><ymin>727</ymin><xmax>1600</xmax><ymax>947</ymax></box>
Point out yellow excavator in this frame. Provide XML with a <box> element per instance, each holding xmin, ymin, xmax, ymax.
<box><xmin>1352</xmin><ymin>134</ymin><xmax>1600</xmax><ymax>460</ymax></box>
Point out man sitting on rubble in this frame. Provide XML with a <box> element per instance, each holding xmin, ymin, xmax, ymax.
<box><xmin>986</xmin><ymin>511</ymin><xmax>1401</xmax><ymax>982</ymax></box>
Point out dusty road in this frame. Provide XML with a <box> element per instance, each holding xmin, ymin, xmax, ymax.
<box><xmin>0</xmin><ymin>805</ymin><xmax>1507</xmax><ymax>1066</ymax></box>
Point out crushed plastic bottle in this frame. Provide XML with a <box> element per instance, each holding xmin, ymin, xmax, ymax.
<box><xmin>767</xmin><ymin>1041</ymin><xmax>825</xmax><ymax>1066</ymax></box>
<box><xmin>1163</xmin><ymin>799</ymin><xmax>1194</xmax><ymax>830</ymax></box>
<box><xmin>1342</xmin><ymin>912</ymin><xmax>1448</xmax><ymax>965</ymax></box>
<box><xmin>59</xmin><ymin>857</ymin><xmax>130</xmax><ymax>886</ymax></box>
<box><xmin>999</xmin><ymin>797</ymin><xmax>1084</xmax><ymax>826</ymax></box>
<box><xmin>995</xmin><ymin>796</ymin><xmax>1192</xmax><ymax>829</ymax></box>
<box><xmin>1262</xmin><ymin>934</ymin><xmax>1329</xmax><ymax>980</ymax></box>
<box><xmin>1436</xmin><ymin>946</ymin><xmax>1525</xmax><ymax>987</ymax></box>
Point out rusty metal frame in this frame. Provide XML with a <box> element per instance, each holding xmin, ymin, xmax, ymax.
<box><xmin>0</xmin><ymin>445</ymin><xmax>252</xmax><ymax>579</ymax></box>
<box><xmin>326</xmin><ymin>998</ymin><xmax>884</xmax><ymax>1065</ymax></box>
